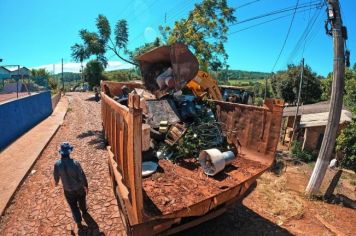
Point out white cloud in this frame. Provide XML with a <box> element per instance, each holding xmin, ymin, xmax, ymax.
<box><xmin>30</xmin><ymin>60</ymin><xmax>133</xmax><ymax>74</ymax></box>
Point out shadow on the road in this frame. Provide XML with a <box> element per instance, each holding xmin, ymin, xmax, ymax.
<box><xmin>85</xmin><ymin>96</ymin><xmax>100</xmax><ymax>102</ymax></box>
<box><xmin>77</xmin><ymin>130</ymin><xmax>106</xmax><ymax>150</ymax></box>
<box><xmin>175</xmin><ymin>204</ymin><xmax>293</xmax><ymax>236</ymax></box>
<box><xmin>71</xmin><ymin>213</ymin><xmax>105</xmax><ymax>236</ymax></box>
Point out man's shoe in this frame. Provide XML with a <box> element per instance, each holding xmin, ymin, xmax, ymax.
<box><xmin>77</xmin><ymin>222</ymin><xmax>84</xmax><ymax>229</ymax></box>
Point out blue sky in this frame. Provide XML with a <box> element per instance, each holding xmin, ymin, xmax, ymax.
<box><xmin>0</xmin><ymin>0</ymin><xmax>355</xmax><ymax>76</ymax></box>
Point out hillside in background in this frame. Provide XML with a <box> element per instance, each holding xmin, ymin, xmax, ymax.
<box><xmin>226</xmin><ymin>70</ymin><xmax>271</xmax><ymax>81</ymax></box>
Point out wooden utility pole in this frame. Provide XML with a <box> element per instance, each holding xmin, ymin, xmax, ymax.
<box><xmin>305</xmin><ymin>0</ymin><xmax>345</xmax><ymax>196</ymax></box>
<box><xmin>289</xmin><ymin>58</ymin><xmax>304</xmax><ymax>148</ymax></box>
<box><xmin>61</xmin><ymin>58</ymin><xmax>64</xmax><ymax>93</ymax></box>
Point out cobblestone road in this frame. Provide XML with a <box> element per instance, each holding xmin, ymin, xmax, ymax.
<box><xmin>0</xmin><ymin>93</ymin><xmax>126</xmax><ymax>236</ymax></box>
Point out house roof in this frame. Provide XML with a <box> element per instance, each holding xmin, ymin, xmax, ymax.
<box><xmin>299</xmin><ymin>109</ymin><xmax>353</xmax><ymax>128</ymax></box>
<box><xmin>0</xmin><ymin>66</ymin><xmax>11</xmax><ymax>72</ymax></box>
<box><xmin>282</xmin><ymin>101</ymin><xmax>346</xmax><ymax>117</ymax></box>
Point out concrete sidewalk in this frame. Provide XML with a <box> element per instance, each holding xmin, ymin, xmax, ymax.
<box><xmin>0</xmin><ymin>96</ymin><xmax>68</xmax><ymax>215</ymax></box>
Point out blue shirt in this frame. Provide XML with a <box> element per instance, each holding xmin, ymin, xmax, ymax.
<box><xmin>53</xmin><ymin>157</ymin><xmax>88</xmax><ymax>192</ymax></box>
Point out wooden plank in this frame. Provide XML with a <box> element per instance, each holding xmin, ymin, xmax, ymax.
<box><xmin>102</xmin><ymin>93</ymin><xmax>130</xmax><ymax>119</ymax></box>
<box><xmin>107</xmin><ymin>147</ymin><xmax>138</xmax><ymax>225</ymax></box>
<box><xmin>127</xmin><ymin>94</ymin><xmax>144</xmax><ymax>224</ymax></box>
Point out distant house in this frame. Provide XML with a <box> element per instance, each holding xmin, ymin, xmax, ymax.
<box><xmin>0</xmin><ymin>66</ymin><xmax>11</xmax><ymax>80</ymax></box>
<box><xmin>281</xmin><ymin>101</ymin><xmax>353</xmax><ymax>152</ymax></box>
<box><xmin>9</xmin><ymin>67</ymin><xmax>31</xmax><ymax>78</ymax></box>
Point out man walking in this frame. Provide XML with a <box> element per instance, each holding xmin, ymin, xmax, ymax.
<box><xmin>54</xmin><ymin>142</ymin><xmax>89</xmax><ymax>228</ymax></box>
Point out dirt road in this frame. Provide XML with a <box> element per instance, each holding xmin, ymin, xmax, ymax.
<box><xmin>1</xmin><ymin>92</ymin><xmax>354</xmax><ymax>236</ymax></box>
<box><xmin>0</xmin><ymin>93</ymin><xmax>125</xmax><ymax>235</ymax></box>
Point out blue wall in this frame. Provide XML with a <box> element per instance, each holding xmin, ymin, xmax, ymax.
<box><xmin>0</xmin><ymin>91</ymin><xmax>52</xmax><ymax>150</ymax></box>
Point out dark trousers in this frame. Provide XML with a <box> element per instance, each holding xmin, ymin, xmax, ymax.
<box><xmin>64</xmin><ymin>187</ymin><xmax>87</xmax><ymax>223</ymax></box>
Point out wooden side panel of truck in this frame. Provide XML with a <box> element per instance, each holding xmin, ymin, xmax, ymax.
<box><xmin>101</xmin><ymin>81</ymin><xmax>284</xmax><ymax>235</ymax></box>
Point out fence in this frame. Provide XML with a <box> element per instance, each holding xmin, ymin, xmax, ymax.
<box><xmin>0</xmin><ymin>91</ymin><xmax>52</xmax><ymax>150</ymax></box>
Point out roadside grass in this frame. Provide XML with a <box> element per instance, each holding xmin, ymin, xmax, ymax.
<box><xmin>254</xmin><ymin>172</ymin><xmax>305</xmax><ymax>225</ymax></box>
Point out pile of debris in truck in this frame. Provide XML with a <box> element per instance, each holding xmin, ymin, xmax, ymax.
<box><xmin>110</xmin><ymin>44</ymin><xmax>241</xmax><ymax>178</ymax></box>
<box><xmin>101</xmin><ymin>43</ymin><xmax>283</xmax><ymax>224</ymax></box>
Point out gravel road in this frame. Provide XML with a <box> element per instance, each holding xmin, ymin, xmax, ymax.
<box><xmin>0</xmin><ymin>93</ymin><xmax>125</xmax><ymax>235</ymax></box>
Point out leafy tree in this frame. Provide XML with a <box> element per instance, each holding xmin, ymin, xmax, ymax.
<box><xmin>160</xmin><ymin>0</ymin><xmax>236</xmax><ymax>71</ymax></box>
<box><xmin>48</xmin><ymin>77</ymin><xmax>58</xmax><ymax>92</ymax></box>
<box><xmin>31</xmin><ymin>68</ymin><xmax>50</xmax><ymax>78</ymax></box>
<box><xmin>104</xmin><ymin>69</ymin><xmax>140</xmax><ymax>82</ymax></box>
<box><xmin>71</xmin><ymin>43</ymin><xmax>89</xmax><ymax>72</ymax></box>
<box><xmin>272</xmin><ymin>64</ymin><xmax>322</xmax><ymax>104</ymax></box>
<box><xmin>129</xmin><ymin>37</ymin><xmax>162</xmax><ymax>65</ymax></box>
<box><xmin>336</xmin><ymin>119</ymin><xmax>356</xmax><ymax>172</ymax></box>
<box><xmin>343</xmin><ymin>64</ymin><xmax>356</xmax><ymax>113</ymax></box>
<box><xmin>321</xmin><ymin>72</ymin><xmax>332</xmax><ymax>101</ymax></box>
<box><xmin>31</xmin><ymin>68</ymin><xmax>51</xmax><ymax>88</ymax></box>
<box><xmin>73</xmin><ymin>14</ymin><xmax>135</xmax><ymax>68</ymax></box>
<box><xmin>83</xmin><ymin>60</ymin><xmax>106</xmax><ymax>88</ymax></box>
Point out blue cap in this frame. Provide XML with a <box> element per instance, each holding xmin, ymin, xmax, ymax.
<box><xmin>59</xmin><ymin>142</ymin><xmax>73</xmax><ymax>155</ymax></box>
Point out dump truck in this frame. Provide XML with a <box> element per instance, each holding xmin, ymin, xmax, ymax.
<box><xmin>101</xmin><ymin>43</ymin><xmax>284</xmax><ymax>235</ymax></box>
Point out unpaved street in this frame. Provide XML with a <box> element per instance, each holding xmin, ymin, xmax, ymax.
<box><xmin>0</xmin><ymin>93</ymin><xmax>125</xmax><ymax>235</ymax></box>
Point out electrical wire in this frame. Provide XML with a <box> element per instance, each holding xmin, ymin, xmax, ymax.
<box><xmin>228</xmin><ymin>6</ymin><xmax>319</xmax><ymax>36</ymax></box>
<box><xmin>270</xmin><ymin>0</ymin><xmax>300</xmax><ymax>73</ymax></box>
<box><xmin>228</xmin><ymin>1</ymin><xmax>322</xmax><ymax>27</ymax></box>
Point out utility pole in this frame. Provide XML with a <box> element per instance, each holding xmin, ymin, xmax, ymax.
<box><xmin>289</xmin><ymin>58</ymin><xmax>304</xmax><ymax>149</ymax></box>
<box><xmin>305</xmin><ymin>0</ymin><xmax>345</xmax><ymax>196</ymax></box>
<box><xmin>61</xmin><ymin>59</ymin><xmax>64</xmax><ymax>93</ymax></box>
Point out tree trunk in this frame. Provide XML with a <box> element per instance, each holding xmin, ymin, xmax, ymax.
<box><xmin>305</xmin><ymin>0</ymin><xmax>345</xmax><ymax>196</ymax></box>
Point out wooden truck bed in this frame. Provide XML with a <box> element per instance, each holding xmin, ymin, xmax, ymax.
<box><xmin>101</xmin><ymin>81</ymin><xmax>284</xmax><ymax>235</ymax></box>
<box><xmin>143</xmin><ymin>149</ymin><xmax>269</xmax><ymax>217</ymax></box>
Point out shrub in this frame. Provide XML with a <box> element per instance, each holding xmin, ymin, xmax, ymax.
<box><xmin>336</xmin><ymin>120</ymin><xmax>356</xmax><ymax>172</ymax></box>
<box><xmin>290</xmin><ymin>141</ymin><xmax>316</xmax><ymax>162</ymax></box>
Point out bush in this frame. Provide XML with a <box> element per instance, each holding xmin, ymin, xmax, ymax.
<box><xmin>336</xmin><ymin>120</ymin><xmax>356</xmax><ymax>172</ymax></box>
<box><xmin>290</xmin><ymin>141</ymin><xmax>316</xmax><ymax>162</ymax></box>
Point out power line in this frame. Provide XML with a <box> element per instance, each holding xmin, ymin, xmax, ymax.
<box><xmin>287</xmin><ymin>4</ymin><xmax>324</xmax><ymax>64</ymax></box>
<box><xmin>270</xmin><ymin>0</ymin><xmax>300</xmax><ymax>72</ymax></box>
<box><xmin>228</xmin><ymin>6</ymin><xmax>319</xmax><ymax>36</ymax></box>
<box><xmin>235</xmin><ymin>0</ymin><xmax>261</xmax><ymax>9</ymax></box>
<box><xmin>229</xmin><ymin>1</ymin><xmax>322</xmax><ymax>28</ymax></box>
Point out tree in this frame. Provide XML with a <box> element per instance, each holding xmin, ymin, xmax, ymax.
<box><xmin>129</xmin><ymin>37</ymin><xmax>162</xmax><ymax>65</ymax></box>
<box><xmin>343</xmin><ymin>64</ymin><xmax>356</xmax><ymax>113</ymax></box>
<box><xmin>336</xmin><ymin>119</ymin><xmax>356</xmax><ymax>172</ymax></box>
<box><xmin>31</xmin><ymin>68</ymin><xmax>51</xmax><ymax>88</ymax></box>
<box><xmin>272</xmin><ymin>64</ymin><xmax>322</xmax><ymax>105</ymax></box>
<box><xmin>73</xmin><ymin>14</ymin><xmax>135</xmax><ymax>68</ymax></box>
<box><xmin>160</xmin><ymin>0</ymin><xmax>236</xmax><ymax>71</ymax></box>
<box><xmin>83</xmin><ymin>60</ymin><xmax>106</xmax><ymax>88</ymax></box>
<box><xmin>321</xmin><ymin>72</ymin><xmax>332</xmax><ymax>101</ymax></box>
<box><xmin>71</xmin><ymin>43</ymin><xmax>89</xmax><ymax>73</ymax></box>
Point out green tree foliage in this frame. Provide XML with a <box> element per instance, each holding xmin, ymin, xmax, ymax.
<box><xmin>344</xmin><ymin>64</ymin><xmax>356</xmax><ymax>113</ymax></box>
<box><xmin>160</xmin><ymin>0</ymin><xmax>236</xmax><ymax>71</ymax></box>
<box><xmin>48</xmin><ymin>77</ymin><xmax>58</xmax><ymax>92</ymax></box>
<box><xmin>336</xmin><ymin>119</ymin><xmax>356</xmax><ymax>172</ymax></box>
<box><xmin>83</xmin><ymin>60</ymin><xmax>106</xmax><ymax>88</ymax></box>
<box><xmin>71</xmin><ymin>43</ymin><xmax>89</xmax><ymax>68</ymax></box>
<box><xmin>104</xmin><ymin>69</ymin><xmax>140</xmax><ymax>82</ymax></box>
<box><xmin>272</xmin><ymin>64</ymin><xmax>322</xmax><ymax>104</ymax></box>
<box><xmin>72</xmin><ymin>14</ymin><xmax>134</xmax><ymax>68</ymax></box>
<box><xmin>321</xmin><ymin>72</ymin><xmax>332</xmax><ymax>101</ymax></box>
<box><xmin>321</xmin><ymin>64</ymin><xmax>356</xmax><ymax>113</ymax></box>
<box><xmin>31</xmin><ymin>68</ymin><xmax>51</xmax><ymax>88</ymax></box>
<box><xmin>31</xmin><ymin>68</ymin><xmax>50</xmax><ymax>78</ymax></box>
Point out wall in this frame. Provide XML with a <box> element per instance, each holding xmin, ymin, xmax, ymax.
<box><xmin>0</xmin><ymin>91</ymin><xmax>52</xmax><ymax>150</ymax></box>
<box><xmin>51</xmin><ymin>93</ymin><xmax>61</xmax><ymax>111</ymax></box>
